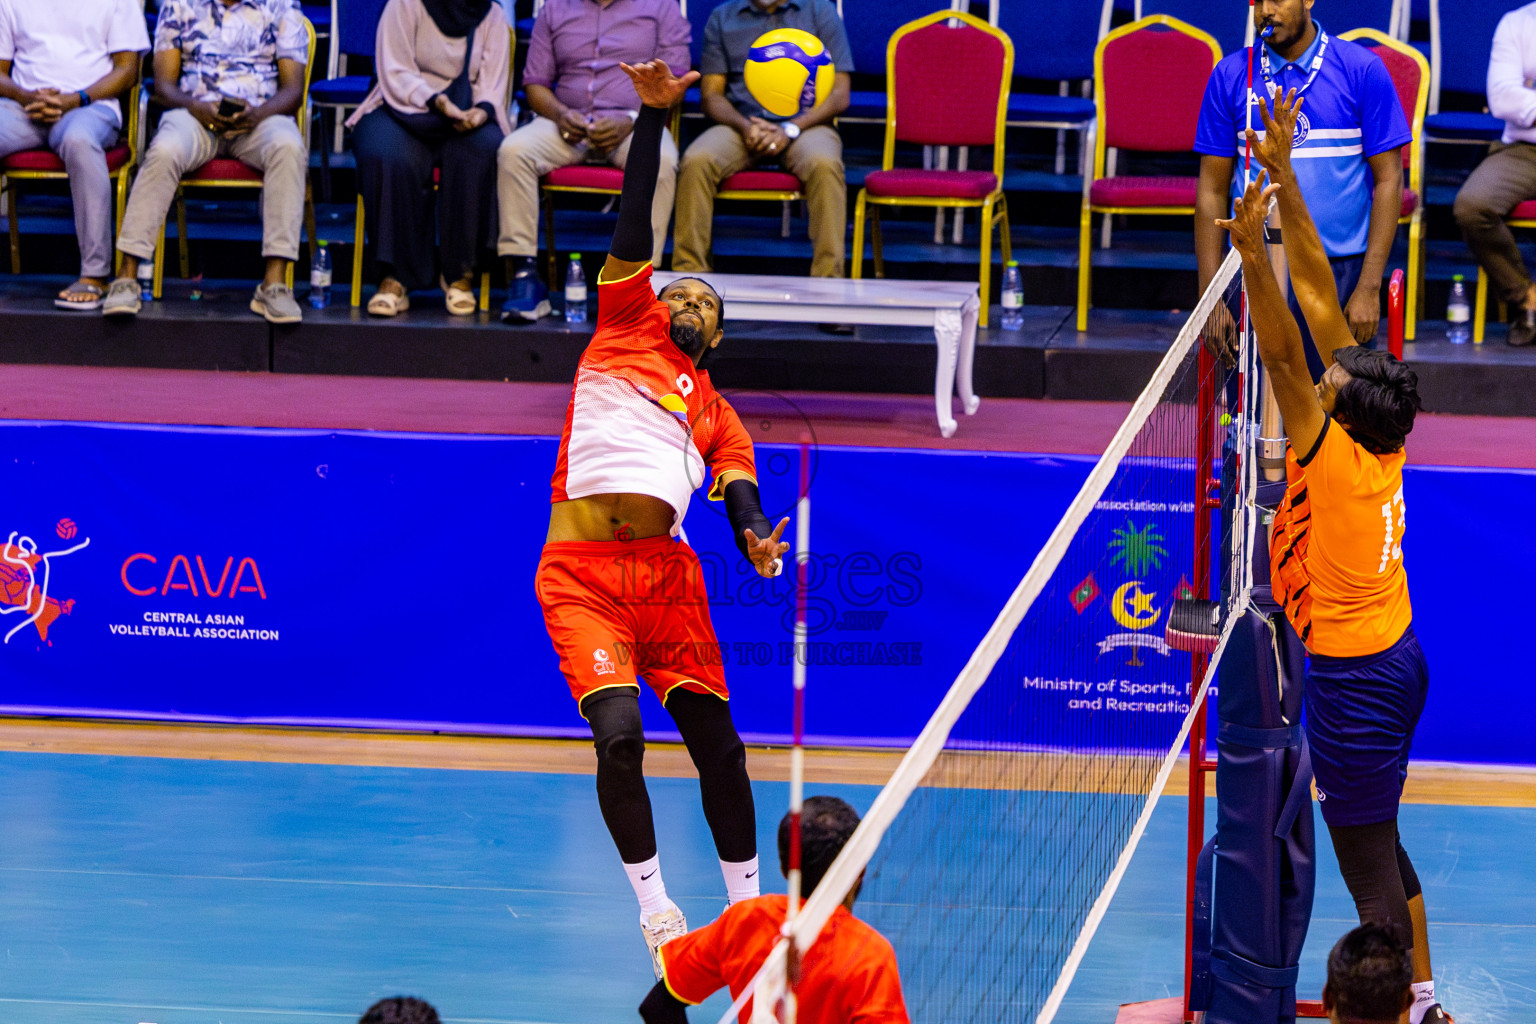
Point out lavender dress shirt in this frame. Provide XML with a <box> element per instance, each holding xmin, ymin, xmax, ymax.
<box><xmin>523</xmin><ymin>0</ymin><xmax>691</xmax><ymax>118</ymax></box>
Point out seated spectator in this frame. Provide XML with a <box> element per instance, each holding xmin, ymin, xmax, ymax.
<box><xmin>673</xmin><ymin>0</ymin><xmax>851</xmax><ymax>293</ymax></box>
<box><xmin>640</xmin><ymin>796</ymin><xmax>908</xmax><ymax>1024</ymax></box>
<box><xmin>1322</xmin><ymin>924</ymin><xmax>1415</xmax><ymax>1024</ymax></box>
<box><xmin>1454</xmin><ymin>4</ymin><xmax>1536</xmax><ymax>347</ymax></box>
<box><xmin>0</xmin><ymin>0</ymin><xmax>148</xmax><ymax>311</ymax></box>
<box><xmin>347</xmin><ymin>0</ymin><xmax>509</xmax><ymax>317</ymax></box>
<box><xmin>360</xmin><ymin>997</ymin><xmax>440</xmax><ymax>1024</ymax></box>
<box><xmin>104</xmin><ymin>0</ymin><xmax>308</xmax><ymax>323</ymax></box>
<box><xmin>495</xmin><ymin>0</ymin><xmax>689</xmax><ymax>322</ymax></box>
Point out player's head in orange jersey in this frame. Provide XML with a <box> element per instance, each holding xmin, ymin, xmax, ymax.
<box><xmin>1316</xmin><ymin>347</ymin><xmax>1422</xmax><ymax>455</ymax></box>
<box><xmin>1321</xmin><ymin>923</ymin><xmax>1413</xmax><ymax>1024</ymax></box>
<box><xmin>779</xmin><ymin>795</ymin><xmax>863</xmax><ymax>906</ymax></box>
<box><xmin>659</xmin><ymin>277</ymin><xmax>726</xmax><ymax>363</ymax></box>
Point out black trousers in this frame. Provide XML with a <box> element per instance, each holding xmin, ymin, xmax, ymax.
<box><xmin>352</xmin><ymin>108</ymin><xmax>503</xmax><ymax>292</ymax></box>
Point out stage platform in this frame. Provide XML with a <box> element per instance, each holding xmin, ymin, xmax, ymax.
<box><xmin>2</xmin><ymin>275</ymin><xmax>1534</xmax><ymax>417</ymax></box>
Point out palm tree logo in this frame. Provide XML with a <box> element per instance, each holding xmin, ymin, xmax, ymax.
<box><xmin>1109</xmin><ymin>519</ymin><xmax>1167</xmax><ymax>576</ymax></box>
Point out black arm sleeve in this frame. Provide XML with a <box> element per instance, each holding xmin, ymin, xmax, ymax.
<box><xmin>639</xmin><ymin>980</ymin><xmax>689</xmax><ymax>1024</ymax></box>
<box><xmin>610</xmin><ymin>104</ymin><xmax>669</xmax><ymax>263</ymax></box>
<box><xmin>724</xmin><ymin>478</ymin><xmax>774</xmax><ymax>565</ymax></box>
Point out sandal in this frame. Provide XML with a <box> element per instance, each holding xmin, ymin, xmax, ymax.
<box><xmin>442</xmin><ymin>276</ymin><xmax>477</xmax><ymax>316</ymax></box>
<box><xmin>367</xmin><ymin>283</ymin><xmax>410</xmax><ymax>317</ymax></box>
<box><xmin>55</xmin><ymin>279</ymin><xmax>106</xmax><ymax>311</ymax></box>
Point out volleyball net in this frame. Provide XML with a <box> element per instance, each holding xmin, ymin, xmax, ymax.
<box><xmin>720</xmin><ymin>247</ymin><xmax>1262</xmax><ymax>1024</ymax></box>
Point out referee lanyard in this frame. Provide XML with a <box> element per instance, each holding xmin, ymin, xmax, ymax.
<box><xmin>1258</xmin><ymin>27</ymin><xmax>1330</xmax><ymax>102</ymax></box>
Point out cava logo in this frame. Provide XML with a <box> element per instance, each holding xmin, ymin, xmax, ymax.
<box><xmin>121</xmin><ymin>553</ymin><xmax>268</xmax><ymax>599</ymax></box>
<box><xmin>0</xmin><ymin>522</ymin><xmax>90</xmax><ymax>646</ymax></box>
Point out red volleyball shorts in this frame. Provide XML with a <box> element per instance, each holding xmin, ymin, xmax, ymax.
<box><xmin>535</xmin><ymin>535</ymin><xmax>729</xmax><ymax>711</ymax></box>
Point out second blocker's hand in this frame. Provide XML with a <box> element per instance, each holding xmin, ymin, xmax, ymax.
<box><xmin>1217</xmin><ymin>171</ymin><xmax>1282</xmax><ymax>262</ymax></box>
<box><xmin>1247</xmin><ymin>88</ymin><xmax>1303</xmax><ymax>175</ymax></box>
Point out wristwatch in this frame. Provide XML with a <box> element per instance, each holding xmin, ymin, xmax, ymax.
<box><xmin>782</xmin><ymin>122</ymin><xmax>801</xmax><ymax>140</ymax></box>
<box><xmin>78</xmin><ymin>89</ymin><xmax>91</xmax><ymax>107</ymax></box>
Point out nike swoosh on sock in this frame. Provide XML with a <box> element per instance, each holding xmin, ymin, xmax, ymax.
<box><xmin>745</xmin><ymin>870</ymin><xmax>758</xmax><ymax>878</ymax></box>
<box><xmin>641</xmin><ymin>870</ymin><xmax>657</xmax><ymax>880</ymax></box>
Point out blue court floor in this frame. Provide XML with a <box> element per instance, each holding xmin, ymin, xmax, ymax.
<box><xmin>0</xmin><ymin>751</ymin><xmax>1530</xmax><ymax>1024</ymax></box>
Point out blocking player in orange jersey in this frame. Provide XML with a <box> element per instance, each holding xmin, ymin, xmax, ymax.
<box><xmin>1222</xmin><ymin>90</ymin><xmax>1450</xmax><ymax>1024</ymax></box>
<box><xmin>534</xmin><ymin>57</ymin><xmax>791</xmax><ymax>977</ymax></box>
<box><xmin>642</xmin><ymin>797</ymin><xmax>909</xmax><ymax>1024</ymax></box>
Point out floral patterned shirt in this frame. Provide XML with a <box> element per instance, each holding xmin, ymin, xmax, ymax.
<box><xmin>154</xmin><ymin>0</ymin><xmax>308</xmax><ymax>104</ymax></box>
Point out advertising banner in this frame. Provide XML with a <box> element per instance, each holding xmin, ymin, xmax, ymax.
<box><xmin>0</xmin><ymin>421</ymin><xmax>1526</xmax><ymax>765</ymax></box>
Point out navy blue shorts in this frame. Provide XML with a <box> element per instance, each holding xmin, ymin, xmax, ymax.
<box><xmin>1304</xmin><ymin>626</ymin><xmax>1429</xmax><ymax>828</ymax></box>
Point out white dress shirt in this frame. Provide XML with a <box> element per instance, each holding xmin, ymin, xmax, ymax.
<box><xmin>1489</xmin><ymin>2</ymin><xmax>1536</xmax><ymax>144</ymax></box>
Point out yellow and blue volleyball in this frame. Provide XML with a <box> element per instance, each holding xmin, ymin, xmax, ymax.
<box><xmin>744</xmin><ymin>28</ymin><xmax>834</xmax><ymax>118</ymax></box>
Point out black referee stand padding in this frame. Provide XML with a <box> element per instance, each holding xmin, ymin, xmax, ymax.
<box><xmin>1191</xmin><ymin>482</ymin><xmax>1317</xmax><ymax>1024</ymax></box>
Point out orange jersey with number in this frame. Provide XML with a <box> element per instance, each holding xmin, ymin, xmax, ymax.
<box><xmin>1270</xmin><ymin>417</ymin><xmax>1411</xmax><ymax>657</ymax></box>
<box><xmin>658</xmin><ymin>895</ymin><xmax>909</xmax><ymax>1024</ymax></box>
<box><xmin>550</xmin><ymin>264</ymin><xmax>756</xmax><ymax>535</ymax></box>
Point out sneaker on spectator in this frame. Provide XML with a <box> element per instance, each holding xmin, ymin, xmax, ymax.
<box><xmin>101</xmin><ymin>278</ymin><xmax>141</xmax><ymax>318</ymax></box>
<box><xmin>251</xmin><ymin>282</ymin><xmax>302</xmax><ymax>324</ymax></box>
<box><xmin>502</xmin><ymin>269</ymin><xmax>551</xmax><ymax>323</ymax></box>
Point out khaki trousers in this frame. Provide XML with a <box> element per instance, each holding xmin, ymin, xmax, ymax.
<box><xmin>497</xmin><ymin>115</ymin><xmax>677</xmax><ymax>266</ymax></box>
<box><xmin>673</xmin><ymin>123</ymin><xmax>845</xmax><ymax>278</ymax></box>
<box><xmin>118</xmin><ymin>109</ymin><xmax>307</xmax><ymax>264</ymax></box>
<box><xmin>1453</xmin><ymin>141</ymin><xmax>1536</xmax><ymax>306</ymax></box>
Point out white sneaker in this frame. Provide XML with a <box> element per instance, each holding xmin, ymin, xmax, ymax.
<box><xmin>641</xmin><ymin>903</ymin><xmax>688</xmax><ymax>979</ymax></box>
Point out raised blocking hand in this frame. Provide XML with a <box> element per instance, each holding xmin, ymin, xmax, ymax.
<box><xmin>1216</xmin><ymin>170</ymin><xmax>1281</xmax><ymax>261</ymax></box>
<box><xmin>1247</xmin><ymin>88</ymin><xmax>1303</xmax><ymax>174</ymax></box>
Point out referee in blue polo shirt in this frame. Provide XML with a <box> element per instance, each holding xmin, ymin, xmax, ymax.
<box><xmin>1194</xmin><ymin>0</ymin><xmax>1411</xmax><ymax>378</ymax></box>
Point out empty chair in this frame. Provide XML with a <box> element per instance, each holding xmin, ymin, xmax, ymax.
<box><xmin>993</xmin><ymin>0</ymin><xmax>1110</xmax><ymax>175</ymax></box>
<box><xmin>1077</xmin><ymin>16</ymin><xmax>1219</xmax><ymax>331</ymax></box>
<box><xmin>1422</xmin><ymin>0</ymin><xmax>1515</xmax><ymax>143</ymax></box>
<box><xmin>1138</xmin><ymin>0</ymin><xmax>1249</xmax><ymax>57</ymax></box>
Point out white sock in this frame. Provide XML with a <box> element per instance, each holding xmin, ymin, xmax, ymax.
<box><xmin>624</xmin><ymin>854</ymin><xmax>672</xmax><ymax>920</ymax></box>
<box><xmin>720</xmin><ymin>856</ymin><xmax>761</xmax><ymax>905</ymax></box>
<box><xmin>1409</xmin><ymin>980</ymin><xmax>1436</xmax><ymax>1024</ymax></box>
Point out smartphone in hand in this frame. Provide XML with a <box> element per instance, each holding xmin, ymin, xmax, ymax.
<box><xmin>216</xmin><ymin>95</ymin><xmax>247</xmax><ymax>119</ymax></box>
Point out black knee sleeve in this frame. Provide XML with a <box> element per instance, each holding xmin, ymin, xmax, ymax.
<box><xmin>1328</xmin><ymin>819</ymin><xmax>1413</xmax><ymax>949</ymax></box>
<box><xmin>667</xmin><ymin>689</ymin><xmax>757</xmax><ymax>863</ymax></box>
<box><xmin>1395</xmin><ymin>834</ymin><xmax>1423</xmax><ymax>903</ymax></box>
<box><xmin>585</xmin><ymin>691</ymin><xmax>657</xmax><ymax>863</ymax></box>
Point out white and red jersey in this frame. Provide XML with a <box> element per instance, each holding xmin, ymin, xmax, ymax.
<box><xmin>550</xmin><ymin>264</ymin><xmax>756</xmax><ymax>535</ymax></box>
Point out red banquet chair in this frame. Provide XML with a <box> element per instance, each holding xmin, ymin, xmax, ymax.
<box><xmin>1077</xmin><ymin>15</ymin><xmax>1220</xmax><ymax>331</ymax></box>
<box><xmin>540</xmin><ymin>108</ymin><xmax>684</xmax><ymax>284</ymax></box>
<box><xmin>851</xmin><ymin>9</ymin><xmax>1014</xmax><ymax>327</ymax></box>
<box><xmin>1340</xmin><ymin>29</ymin><xmax>1428</xmax><ymax>341</ymax></box>
<box><xmin>156</xmin><ymin>16</ymin><xmax>319</xmax><ymax>298</ymax></box>
<box><xmin>1</xmin><ymin>60</ymin><xmax>144</xmax><ymax>275</ymax></box>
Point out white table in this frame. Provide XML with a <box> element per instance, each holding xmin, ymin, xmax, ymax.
<box><xmin>652</xmin><ymin>271</ymin><xmax>982</xmax><ymax>438</ymax></box>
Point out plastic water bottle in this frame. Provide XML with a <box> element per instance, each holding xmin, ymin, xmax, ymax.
<box><xmin>565</xmin><ymin>253</ymin><xmax>587</xmax><ymax>324</ymax></box>
<box><xmin>1000</xmin><ymin>260</ymin><xmax>1023</xmax><ymax>330</ymax></box>
<box><xmin>137</xmin><ymin>259</ymin><xmax>154</xmax><ymax>302</ymax></box>
<box><xmin>1446</xmin><ymin>274</ymin><xmax>1470</xmax><ymax>344</ymax></box>
<box><xmin>309</xmin><ymin>240</ymin><xmax>332</xmax><ymax>309</ymax></box>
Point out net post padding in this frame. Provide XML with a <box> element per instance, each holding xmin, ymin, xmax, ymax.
<box><xmin>716</xmin><ymin>246</ymin><xmax>1250</xmax><ymax>1024</ymax></box>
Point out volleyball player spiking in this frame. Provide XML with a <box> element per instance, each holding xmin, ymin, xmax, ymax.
<box><xmin>534</xmin><ymin>58</ymin><xmax>790</xmax><ymax>975</ymax></box>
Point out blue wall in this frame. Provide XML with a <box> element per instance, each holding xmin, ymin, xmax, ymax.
<box><xmin>0</xmin><ymin>422</ymin><xmax>1526</xmax><ymax>766</ymax></box>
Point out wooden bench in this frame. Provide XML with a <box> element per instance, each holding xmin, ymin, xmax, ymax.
<box><xmin>652</xmin><ymin>271</ymin><xmax>981</xmax><ymax>438</ymax></box>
